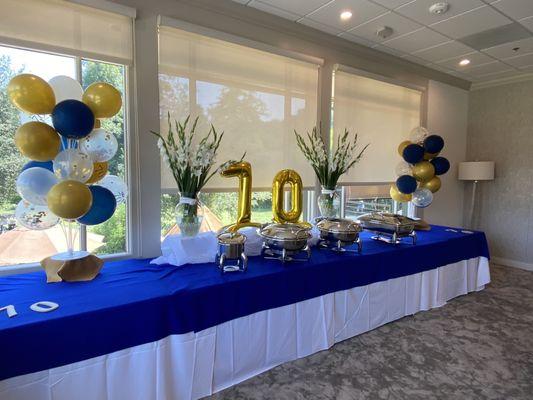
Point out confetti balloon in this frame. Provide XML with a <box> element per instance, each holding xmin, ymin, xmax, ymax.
<box><xmin>409</xmin><ymin>126</ymin><xmax>429</xmax><ymax>144</ymax></box>
<box><xmin>79</xmin><ymin>128</ymin><xmax>118</xmax><ymax>162</ymax></box>
<box><xmin>16</xmin><ymin>167</ymin><xmax>58</xmax><ymax>206</ymax></box>
<box><xmin>99</xmin><ymin>175</ymin><xmax>128</xmax><ymax>205</ymax></box>
<box><xmin>15</xmin><ymin>200</ymin><xmax>60</xmax><ymax>230</ymax></box>
<box><xmin>395</xmin><ymin>161</ymin><xmax>412</xmax><ymax>176</ymax></box>
<box><xmin>86</xmin><ymin>161</ymin><xmax>109</xmax><ymax>184</ymax></box>
<box><xmin>53</xmin><ymin>149</ymin><xmax>94</xmax><ymax>182</ymax></box>
<box><xmin>412</xmin><ymin>188</ymin><xmax>433</xmax><ymax>208</ymax></box>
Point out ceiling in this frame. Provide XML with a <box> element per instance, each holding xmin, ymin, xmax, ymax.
<box><xmin>231</xmin><ymin>0</ymin><xmax>533</xmax><ymax>83</ymax></box>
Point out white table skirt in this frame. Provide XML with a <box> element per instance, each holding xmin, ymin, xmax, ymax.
<box><xmin>0</xmin><ymin>256</ymin><xmax>490</xmax><ymax>400</ymax></box>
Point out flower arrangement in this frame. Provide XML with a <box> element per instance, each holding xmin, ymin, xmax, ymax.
<box><xmin>152</xmin><ymin>114</ymin><xmax>224</xmax><ymax>199</ymax></box>
<box><xmin>151</xmin><ymin>114</ymin><xmax>236</xmax><ymax>236</ymax></box>
<box><xmin>294</xmin><ymin>126</ymin><xmax>369</xmax><ymax>190</ymax></box>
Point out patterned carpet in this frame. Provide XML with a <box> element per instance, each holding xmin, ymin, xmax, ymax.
<box><xmin>210</xmin><ymin>264</ymin><xmax>533</xmax><ymax>400</ymax></box>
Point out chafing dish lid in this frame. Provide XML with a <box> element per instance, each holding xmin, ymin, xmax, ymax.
<box><xmin>358</xmin><ymin>212</ymin><xmax>414</xmax><ymax>227</ymax></box>
<box><xmin>316</xmin><ymin>218</ymin><xmax>362</xmax><ymax>234</ymax></box>
<box><xmin>259</xmin><ymin>223</ymin><xmax>311</xmax><ymax>240</ymax></box>
<box><xmin>217</xmin><ymin>232</ymin><xmax>246</xmax><ymax>245</ymax></box>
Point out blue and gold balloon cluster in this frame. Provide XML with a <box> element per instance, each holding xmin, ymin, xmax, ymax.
<box><xmin>391</xmin><ymin>127</ymin><xmax>450</xmax><ymax>208</ymax></box>
<box><xmin>7</xmin><ymin>73</ymin><xmax>126</xmax><ymax>231</ymax></box>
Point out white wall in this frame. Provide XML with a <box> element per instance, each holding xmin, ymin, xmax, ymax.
<box><xmin>423</xmin><ymin>80</ymin><xmax>469</xmax><ymax>227</ymax></box>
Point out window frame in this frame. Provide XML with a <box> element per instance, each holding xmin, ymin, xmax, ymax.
<box><xmin>0</xmin><ymin>42</ymin><xmax>137</xmax><ymax>275</ymax></box>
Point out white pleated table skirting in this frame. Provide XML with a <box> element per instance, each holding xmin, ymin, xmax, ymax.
<box><xmin>0</xmin><ymin>256</ymin><xmax>490</xmax><ymax>400</ymax></box>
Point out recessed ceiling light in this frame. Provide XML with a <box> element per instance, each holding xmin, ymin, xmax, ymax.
<box><xmin>429</xmin><ymin>2</ymin><xmax>450</xmax><ymax>15</ymax></box>
<box><xmin>340</xmin><ymin>10</ymin><xmax>352</xmax><ymax>21</ymax></box>
<box><xmin>459</xmin><ymin>59</ymin><xmax>471</xmax><ymax>66</ymax></box>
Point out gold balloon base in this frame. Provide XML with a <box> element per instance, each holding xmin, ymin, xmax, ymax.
<box><xmin>41</xmin><ymin>251</ymin><xmax>104</xmax><ymax>283</ymax></box>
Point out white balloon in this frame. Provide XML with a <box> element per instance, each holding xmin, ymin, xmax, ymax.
<box><xmin>16</xmin><ymin>168</ymin><xmax>58</xmax><ymax>206</ymax></box>
<box><xmin>53</xmin><ymin>149</ymin><xmax>94</xmax><ymax>182</ymax></box>
<box><xmin>99</xmin><ymin>175</ymin><xmax>128</xmax><ymax>205</ymax></box>
<box><xmin>48</xmin><ymin>75</ymin><xmax>83</xmax><ymax>103</ymax></box>
<box><xmin>409</xmin><ymin>126</ymin><xmax>429</xmax><ymax>144</ymax></box>
<box><xmin>395</xmin><ymin>161</ymin><xmax>413</xmax><ymax>176</ymax></box>
<box><xmin>411</xmin><ymin>188</ymin><xmax>433</xmax><ymax>208</ymax></box>
<box><xmin>80</xmin><ymin>129</ymin><xmax>118</xmax><ymax>162</ymax></box>
<box><xmin>15</xmin><ymin>200</ymin><xmax>60</xmax><ymax>230</ymax></box>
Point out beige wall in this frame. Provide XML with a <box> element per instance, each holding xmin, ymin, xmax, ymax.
<box><xmin>424</xmin><ymin>80</ymin><xmax>469</xmax><ymax>228</ymax></box>
<box><xmin>467</xmin><ymin>79</ymin><xmax>533</xmax><ymax>269</ymax></box>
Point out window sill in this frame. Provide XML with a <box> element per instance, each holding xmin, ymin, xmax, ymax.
<box><xmin>0</xmin><ymin>252</ymin><xmax>134</xmax><ymax>277</ymax></box>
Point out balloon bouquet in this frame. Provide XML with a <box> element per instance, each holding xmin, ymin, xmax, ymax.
<box><xmin>391</xmin><ymin>127</ymin><xmax>450</xmax><ymax>208</ymax></box>
<box><xmin>7</xmin><ymin>73</ymin><xmax>127</xmax><ymax>281</ymax></box>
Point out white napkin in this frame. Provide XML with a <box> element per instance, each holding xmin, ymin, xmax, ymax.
<box><xmin>239</xmin><ymin>227</ymin><xmax>263</xmax><ymax>256</ymax></box>
<box><xmin>151</xmin><ymin>232</ymin><xmax>218</xmax><ymax>266</ymax></box>
<box><xmin>308</xmin><ymin>225</ymin><xmax>321</xmax><ymax>247</ymax></box>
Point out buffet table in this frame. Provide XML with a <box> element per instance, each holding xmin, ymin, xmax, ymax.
<box><xmin>0</xmin><ymin>226</ymin><xmax>490</xmax><ymax>400</ymax></box>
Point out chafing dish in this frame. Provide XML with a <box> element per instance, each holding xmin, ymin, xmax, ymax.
<box><xmin>216</xmin><ymin>232</ymin><xmax>247</xmax><ymax>272</ymax></box>
<box><xmin>259</xmin><ymin>223</ymin><xmax>311</xmax><ymax>263</ymax></box>
<box><xmin>316</xmin><ymin>217</ymin><xmax>363</xmax><ymax>253</ymax></box>
<box><xmin>357</xmin><ymin>213</ymin><xmax>416</xmax><ymax>245</ymax></box>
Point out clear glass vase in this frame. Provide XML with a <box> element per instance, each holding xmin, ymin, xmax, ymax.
<box><xmin>317</xmin><ymin>187</ymin><xmax>341</xmax><ymax>218</ymax></box>
<box><xmin>175</xmin><ymin>194</ymin><xmax>203</xmax><ymax>237</ymax></box>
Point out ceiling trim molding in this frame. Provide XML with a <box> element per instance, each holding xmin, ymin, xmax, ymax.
<box><xmin>470</xmin><ymin>72</ymin><xmax>533</xmax><ymax>90</ymax></box>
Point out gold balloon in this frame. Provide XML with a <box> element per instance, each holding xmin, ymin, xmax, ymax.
<box><xmin>412</xmin><ymin>161</ymin><xmax>435</xmax><ymax>182</ymax></box>
<box><xmin>82</xmin><ymin>82</ymin><xmax>122</xmax><ymax>118</ymax></box>
<box><xmin>86</xmin><ymin>161</ymin><xmax>109</xmax><ymax>184</ymax></box>
<box><xmin>420</xmin><ymin>176</ymin><xmax>441</xmax><ymax>193</ymax></box>
<box><xmin>423</xmin><ymin>151</ymin><xmax>439</xmax><ymax>160</ymax></box>
<box><xmin>7</xmin><ymin>74</ymin><xmax>55</xmax><ymax>114</ymax></box>
<box><xmin>14</xmin><ymin>122</ymin><xmax>61</xmax><ymax>161</ymax></box>
<box><xmin>398</xmin><ymin>140</ymin><xmax>411</xmax><ymax>157</ymax></box>
<box><xmin>220</xmin><ymin>161</ymin><xmax>261</xmax><ymax>232</ymax></box>
<box><xmin>272</xmin><ymin>169</ymin><xmax>303</xmax><ymax>224</ymax></box>
<box><xmin>47</xmin><ymin>180</ymin><xmax>93</xmax><ymax>220</ymax></box>
<box><xmin>390</xmin><ymin>185</ymin><xmax>412</xmax><ymax>202</ymax></box>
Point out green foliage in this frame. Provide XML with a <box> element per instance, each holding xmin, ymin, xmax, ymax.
<box><xmin>90</xmin><ymin>204</ymin><xmax>126</xmax><ymax>254</ymax></box>
<box><xmin>0</xmin><ymin>55</ymin><xmax>24</xmax><ymax>209</ymax></box>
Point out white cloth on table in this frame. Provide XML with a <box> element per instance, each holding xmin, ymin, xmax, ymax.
<box><xmin>0</xmin><ymin>257</ymin><xmax>490</xmax><ymax>400</ymax></box>
<box><xmin>151</xmin><ymin>232</ymin><xmax>217</xmax><ymax>266</ymax></box>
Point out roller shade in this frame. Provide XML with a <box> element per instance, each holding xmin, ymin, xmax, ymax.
<box><xmin>333</xmin><ymin>69</ymin><xmax>422</xmax><ymax>184</ymax></box>
<box><xmin>158</xmin><ymin>25</ymin><xmax>319</xmax><ymax>190</ymax></box>
<box><xmin>0</xmin><ymin>0</ymin><xmax>134</xmax><ymax>64</ymax></box>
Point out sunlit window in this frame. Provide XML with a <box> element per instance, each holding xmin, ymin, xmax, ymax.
<box><xmin>0</xmin><ymin>45</ymin><xmax>129</xmax><ymax>266</ymax></box>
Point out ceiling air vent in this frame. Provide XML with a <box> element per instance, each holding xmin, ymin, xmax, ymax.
<box><xmin>458</xmin><ymin>23</ymin><xmax>532</xmax><ymax>50</ymax></box>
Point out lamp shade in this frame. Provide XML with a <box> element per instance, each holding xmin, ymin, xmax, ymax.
<box><xmin>458</xmin><ymin>161</ymin><xmax>494</xmax><ymax>181</ymax></box>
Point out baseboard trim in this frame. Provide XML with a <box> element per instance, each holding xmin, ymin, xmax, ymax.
<box><xmin>491</xmin><ymin>257</ymin><xmax>533</xmax><ymax>272</ymax></box>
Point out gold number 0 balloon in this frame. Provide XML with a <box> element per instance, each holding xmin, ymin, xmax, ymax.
<box><xmin>272</xmin><ymin>169</ymin><xmax>305</xmax><ymax>224</ymax></box>
<box><xmin>220</xmin><ymin>161</ymin><xmax>261</xmax><ymax>232</ymax></box>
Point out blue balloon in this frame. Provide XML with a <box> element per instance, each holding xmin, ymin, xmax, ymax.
<box><xmin>52</xmin><ymin>100</ymin><xmax>95</xmax><ymax>139</ymax></box>
<box><xmin>77</xmin><ymin>185</ymin><xmax>117</xmax><ymax>226</ymax></box>
<box><xmin>396</xmin><ymin>175</ymin><xmax>417</xmax><ymax>194</ymax></box>
<box><xmin>423</xmin><ymin>135</ymin><xmax>444</xmax><ymax>154</ymax></box>
<box><xmin>402</xmin><ymin>144</ymin><xmax>424</xmax><ymax>164</ymax></box>
<box><xmin>21</xmin><ymin>160</ymin><xmax>53</xmax><ymax>173</ymax></box>
<box><xmin>431</xmin><ymin>157</ymin><xmax>450</xmax><ymax>175</ymax></box>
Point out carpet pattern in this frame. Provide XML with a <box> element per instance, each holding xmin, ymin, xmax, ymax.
<box><xmin>209</xmin><ymin>264</ymin><xmax>533</xmax><ymax>399</ymax></box>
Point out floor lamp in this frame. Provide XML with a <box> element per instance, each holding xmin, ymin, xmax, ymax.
<box><xmin>459</xmin><ymin>161</ymin><xmax>495</xmax><ymax>228</ymax></box>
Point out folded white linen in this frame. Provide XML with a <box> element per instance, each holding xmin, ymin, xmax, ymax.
<box><xmin>151</xmin><ymin>232</ymin><xmax>218</xmax><ymax>266</ymax></box>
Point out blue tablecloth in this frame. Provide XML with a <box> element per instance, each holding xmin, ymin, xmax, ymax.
<box><xmin>0</xmin><ymin>226</ymin><xmax>489</xmax><ymax>381</ymax></box>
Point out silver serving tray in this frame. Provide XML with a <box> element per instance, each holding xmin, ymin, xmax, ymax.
<box><xmin>357</xmin><ymin>213</ymin><xmax>416</xmax><ymax>244</ymax></box>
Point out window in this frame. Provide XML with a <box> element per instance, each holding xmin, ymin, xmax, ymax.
<box><xmin>158</xmin><ymin>24</ymin><xmax>319</xmax><ymax>236</ymax></box>
<box><xmin>332</xmin><ymin>67</ymin><xmax>423</xmax><ymax>218</ymax></box>
<box><xmin>0</xmin><ymin>0</ymin><xmax>133</xmax><ymax>268</ymax></box>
